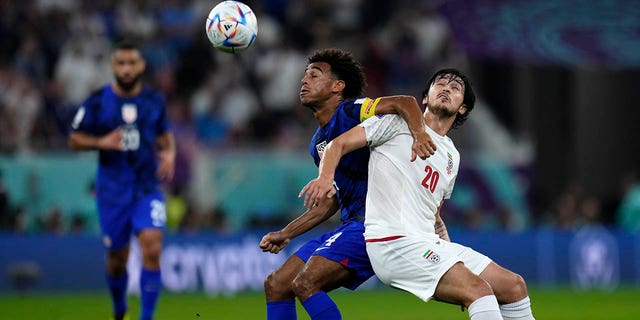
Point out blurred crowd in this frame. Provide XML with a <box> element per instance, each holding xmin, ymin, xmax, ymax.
<box><xmin>0</xmin><ymin>0</ymin><xmax>638</xmax><ymax>235</ymax></box>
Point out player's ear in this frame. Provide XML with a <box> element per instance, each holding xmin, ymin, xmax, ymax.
<box><xmin>139</xmin><ymin>58</ymin><xmax>146</xmax><ymax>72</ymax></box>
<box><xmin>333</xmin><ymin>79</ymin><xmax>345</xmax><ymax>93</ymax></box>
<box><xmin>458</xmin><ymin>104</ymin><xmax>467</xmax><ymax>115</ymax></box>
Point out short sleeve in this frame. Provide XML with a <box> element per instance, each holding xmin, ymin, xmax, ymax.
<box><xmin>360</xmin><ymin>114</ymin><xmax>407</xmax><ymax>148</ymax></box>
<box><xmin>70</xmin><ymin>99</ymin><xmax>97</xmax><ymax>134</ymax></box>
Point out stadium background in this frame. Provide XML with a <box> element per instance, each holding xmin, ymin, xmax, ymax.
<box><xmin>1</xmin><ymin>0</ymin><xmax>640</xmax><ymax>319</ymax></box>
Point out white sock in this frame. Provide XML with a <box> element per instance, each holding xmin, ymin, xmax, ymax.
<box><xmin>468</xmin><ymin>295</ymin><xmax>503</xmax><ymax>320</ymax></box>
<box><xmin>500</xmin><ymin>296</ymin><xmax>535</xmax><ymax>320</ymax></box>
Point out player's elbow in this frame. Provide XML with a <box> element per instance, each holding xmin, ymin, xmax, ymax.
<box><xmin>67</xmin><ymin>134</ymin><xmax>83</xmax><ymax>150</ymax></box>
<box><xmin>67</xmin><ymin>137</ymin><xmax>78</xmax><ymax>150</ymax></box>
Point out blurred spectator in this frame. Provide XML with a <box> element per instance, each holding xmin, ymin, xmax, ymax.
<box><xmin>0</xmin><ymin>73</ymin><xmax>42</xmax><ymax>154</ymax></box>
<box><xmin>0</xmin><ymin>170</ymin><xmax>11</xmax><ymax>230</ymax></box>
<box><xmin>462</xmin><ymin>206</ymin><xmax>486</xmax><ymax>231</ymax></box>
<box><xmin>496</xmin><ymin>204</ymin><xmax>518</xmax><ymax>232</ymax></box>
<box><xmin>13</xmin><ymin>33</ymin><xmax>48</xmax><ymax>89</ymax></box>
<box><xmin>577</xmin><ymin>196</ymin><xmax>602</xmax><ymax>227</ymax></box>
<box><xmin>54</xmin><ymin>40</ymin><xmax>110</xmax><ymax>105</ymax></box>
<box><xmin>190</xmin><ymin>75</ymin><xmax>230</xmax><ymax>147</ymax></box>
<box><xmin>617</xmin><ymin>172</ymin><xmax>640</xmax><ymax>233</ymax></box>
<box><xmin>255</xmin><ymin>39</ymin><xmax>307</xmax><ymax>113</ymax></box>
<box><xmin>217</xmin><ymin>77</ymin><xmax>260</xmax><ymax>142</ymax></box>
<box><xmin>166</xmin><ymin>97</ymin><xmax>197</xmax><ymax>190</ymax></box>
<box><xmin>155</xmin><ymin>0</ymin><xmax>198</xmax><ymax>50</ymax></box>
<box><xmin>69</xmin><ymin>214</ymin><xmax>88</xmax><ymax>234</ymax></box>
<box><xmin>552</xmin><ymin>185</ymin><xmax>582</xmax><ymax>231</ymax></box>
<box><xmin>166</xmin><ymin>186</ymin><xmax>188</xmax><ymax>233</ymax></box>
<box><xmin>42</xmin><ymin>205</ymin><xmax>64</xmax><ymax>235</ymax></box>
<box><xmin>114</xmin><ymin>0</ymin><xmax>157</xmax><ymax>41</ymax></box>
<box><xmin>13</xmin><ymin>205</ymin><xmax>28</xmax><ymax>234</ymax></box>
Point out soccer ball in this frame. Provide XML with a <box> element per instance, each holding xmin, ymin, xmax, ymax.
<box><xmin>205</xmin><ymin>1</ymin><xmax>258</xmax><ymax>53</ymax></box>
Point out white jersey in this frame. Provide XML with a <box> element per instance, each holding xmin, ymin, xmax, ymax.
<box><xmin>360</xmin><ymin>114</ymin><xmax>460</xmax><ymax>239</ymax></box>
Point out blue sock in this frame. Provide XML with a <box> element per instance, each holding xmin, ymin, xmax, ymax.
<box><xmin>302</xmin><ymin>292</ymin><xmax>341</xmax><ymax>320</ymax></box>
<box><xmin>106</xmin><ymin>272</ymin><xmax>128</xmax><ymax>317</ymax></box>
<box><xmin>140</xmin><ymin>268</ymin><xmax>162</xmax><ymax>320</ymax></box>
<box><xmin>266</xmin><ymin>300</ymin><xmax>296</xmax><ymax>320</ymax></box>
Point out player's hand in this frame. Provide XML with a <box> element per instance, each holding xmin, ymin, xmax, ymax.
<box><xmin>411</xmin><ymin>130</ymin><xmax>436</xmax><ymax>161</ymax></box>
<box><xmin>260</xmin><ymin>231</ymin><xmax>290</xmax><ymax>254</ymax></box>
<box><xmin>299</xmin><ymin>177</ymin><xmax>336</xmax><ymax>208</ymax></box>
<box><xmin>98</xmin><ymin>127</ymin><xmax>125</xmax><ymax>151</ymax></box>
<box><xmin>156</xmin><ymin>150</ymin><xmax>175</xmax><ymax>182</ymax></box>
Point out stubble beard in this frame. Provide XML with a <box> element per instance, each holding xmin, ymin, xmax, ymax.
<box><xmin>115</xmin><ymin>74</ymin><xmax>141</xmax><ymax>93</ymax></box>
<box><xmin>427</xmin><ymin>101</ymin><xmax>458</xmax><ymax>119</ymax></box>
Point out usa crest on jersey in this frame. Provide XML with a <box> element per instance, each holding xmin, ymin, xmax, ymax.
<box><xmin>121</xmin><ymin>103</ymin><xmax>138</xmax><ymax>124</ymax></box>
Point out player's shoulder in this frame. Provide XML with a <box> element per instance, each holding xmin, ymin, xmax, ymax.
<box><xmin>140</xmin><ymin>85</ymin><xmax>166</xmax><ymax>103</ymax></box>
<box><xmin>338</xmin><ymin>98</ymin><xmax>371</xmax><ymax>119</ymax></box>
<box><xmin>442</xmin><ymin>137</ymin><xmax>461</xmax><ymax>160</ymax></box>
<box><xmin>346</xmin><ymin>97</ymin><xmax>376</xmax><ymax>109</ymax></box>
<box><xmin>82</xmin><ymin>86</ymin><xmax>109</xmax><ymax>109</ymax></box>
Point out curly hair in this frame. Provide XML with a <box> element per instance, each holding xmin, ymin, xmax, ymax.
<box><xmin>422</xmin><ymin>68</ymin><xmax>476</xmax><ymax>130</ymax></box>
<box><xmin>308</xmin><ymin>48</ymin><xmax>366</xmax><ymax>100</ymax></box>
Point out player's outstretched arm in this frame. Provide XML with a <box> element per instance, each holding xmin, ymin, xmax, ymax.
<box><xmin>68</xmin><ymin>127</ymin><xmax>125</xmax><ymax>151</ymax></box>
<box><xmin>260</xmin><ymin>196</ymin><xmax>339</xmax><ymax>254</ymax></box>
<box><xmin>375</xmin><ymin>95</ymin><xmax>436</xmax><ymax>160</ymax></box>
<box><xmin>300</xmin><ymin>126</ymin><xmax>368</xmax><ymax>208</ymax></box>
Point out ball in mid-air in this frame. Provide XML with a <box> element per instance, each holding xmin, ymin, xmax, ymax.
<box><xmin>205</xmin><ymin>1</ymin><xmax>258</xmax><ymax>53</ymax></box>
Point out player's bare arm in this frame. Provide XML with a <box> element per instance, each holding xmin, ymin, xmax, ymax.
<box><xmin>375</xmin><ymin>95</ymin><xmax>436</xmax><ymax>160</ymax></box>
<box><xmin>156</xmin><ymin>131</ymin><xmax>176</xmax><ymax>182</ymax></box>
<box><xmin>300</xmin><ymin>126</ymin><xmax>368</xmax><ymax>207</ymax></box>
<box><xmin>434</xmin><ymin>200</ymin><xmax>451</xmax><ymax>241</ymax></box>
<box><xmin>260</xmin><ymin>196</ymin><xmax>339</xmax><ymax>254</ymax></box>
<box><xmin>68</xmin><ymin>127</ymin><xmax>125</xmax><ymax>151</ymax></box>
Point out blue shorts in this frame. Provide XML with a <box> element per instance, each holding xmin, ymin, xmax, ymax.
<box><xmin>97</xmin><ymin>191</ymin><xmax>166</xmax><ymax>251</ymax></box>
<box><xmin>295</xmin><ymin>221</ymin><xmax>374</xmax><ymax>290</ymax></box>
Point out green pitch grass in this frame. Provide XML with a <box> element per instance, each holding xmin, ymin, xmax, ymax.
<box><xmin>1</xmin><ymin>286</ymin><xmax>638</xmax><ymax>319</ymax></box>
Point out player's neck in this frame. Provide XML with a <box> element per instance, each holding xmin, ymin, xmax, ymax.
<box><xmin>424</xmin><ymin>112</ymin><xmax>453</xmax><ymax>137</ymax></box>
<box><xmin>112</xmin><ymin>82</ymin><xmax>142</xmax><ymax>97</ymax></box>
<box><xmin>312</xmin><ymin>98</ymin><xmax>342</xmax><ymax>127</ymax></box>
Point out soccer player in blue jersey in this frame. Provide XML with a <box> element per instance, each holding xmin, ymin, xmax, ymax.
<box><xmin>259</xmin><ymin>48</ymin><xmax>436</xmax><ymax>320</ymax></box>
<box><xmin>68</xmin><ymin>40</ymin><xmax>175</xmax><ymax>320</ymax></box>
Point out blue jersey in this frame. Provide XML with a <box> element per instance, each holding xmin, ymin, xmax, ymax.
<box><xmin>309</xmin><ymin>98</ymin><xmax>375</xmax><ymax>223</ymax></box>
<box><xmin>71</xmin><ymin>85</ymin><xmax>170</xmax><ymax>206</ymax></box>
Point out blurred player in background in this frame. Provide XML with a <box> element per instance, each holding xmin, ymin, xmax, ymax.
<box><xmin>260</xmin><ymin>48</ymin><xmax>436</xmax><ymax>320</ymax></box>
<box><xmin>68</xmin><ymin>40</ymin><xmax>175</xmax><ymax>320</ymax></box>
<box><xmin>300</xmin><ymin>69</ymin><xmax>535</xmax><ymax>320</ymax></box>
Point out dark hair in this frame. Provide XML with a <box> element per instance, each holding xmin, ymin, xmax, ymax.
<box><xmin>422</xmin><ymin>68</ymin><xmax>476</xmax><ymax>129</ymax></box>
<box><xmin>308</xmin><ymin>48</ymin><xmax>366</xmax><ymax>99</ymax></box>
<box><xmin>114</xmin><ymin>39</ymin><xmax>139</xmax><ymax>51</ymax></box>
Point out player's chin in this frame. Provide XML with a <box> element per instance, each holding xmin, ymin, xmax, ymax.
<box><xmin>299</xmin><ymin>95</ymin><xmax>313</xmax><ymax>105</ymax></box>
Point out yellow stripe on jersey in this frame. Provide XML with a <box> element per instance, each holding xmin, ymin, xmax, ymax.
<box><xmin>359</xmin><ymin>97</ymin><xmax>381</xmax><ymax>122</ymax></box>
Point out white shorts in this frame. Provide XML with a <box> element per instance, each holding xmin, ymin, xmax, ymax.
<box><xmin>366</xmin><ymin>234</ymin><xmax>492</xmax><ymax>302</ymax></box>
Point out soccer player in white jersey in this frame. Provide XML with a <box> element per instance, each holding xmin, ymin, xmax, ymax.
<box><xmin>300</xmin><ymin>69</ymin><xmax>535</xmax><ymax>320</ymax></box>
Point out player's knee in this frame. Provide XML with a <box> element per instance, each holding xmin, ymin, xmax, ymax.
<box><xmin>291</xmin><ymin>273</ymin><xmax>316</xmax><ymax>300</ymax></box>
<box><xmin>466</xmin><ymin>277</ymin><xmax>494</xmax><ymax>306</ymax></box>
<box><xmin>506</xmin><ymin>273</ymin><xmax>528</xmax><ymax>300</ymax></box>
<box><xmin>106</xmin><ymin>251</ymin><xmax>128</xmax><ymax>276</ymax></box>
<box><xmin>143</xmin><ymin>246</ymin><xmax>162</xmax><ymax>262</ymax></box>
<box><xmin>264</xmin><ymin>271</ymin><xmax>293</xmax><ymax>300</ymax></box>
<box><xmin>106</xmin><ymin>260</ymin><xmax>128</xmax><ymax>276</ymax></box>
